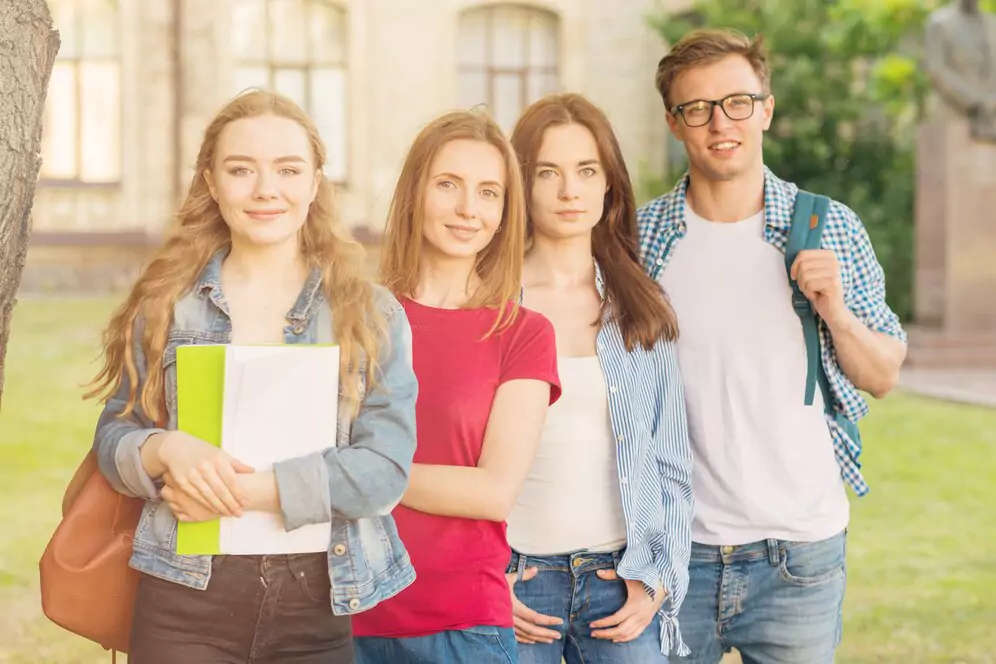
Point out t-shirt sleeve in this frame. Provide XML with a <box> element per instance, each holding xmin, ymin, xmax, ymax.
<box><xmin>498</xmin><ymin>308</ymin><xmax>562</xmax><ymax>405</ymax></box>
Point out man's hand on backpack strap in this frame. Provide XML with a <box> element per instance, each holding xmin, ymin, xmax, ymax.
<box><xmin>791</xmin><ymin>250</ymin><xmax>906</xmax><ymax>397</ymax></box>
<box><xmin>790</xmin><ymin>249</ymin><xmax>847</xmax><ymax>329</ymax></box>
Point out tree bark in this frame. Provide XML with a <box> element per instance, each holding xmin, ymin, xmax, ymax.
<box><xmin>0</xmin><ymin>0</ymin><xmax>59</xmax><ymax>407</ymax></box>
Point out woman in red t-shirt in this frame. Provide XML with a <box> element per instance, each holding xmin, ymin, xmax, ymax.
<box><xmin>351</xmin><ymin>110</ymin><xmax>561</xmax><ymax>664</ymax></box>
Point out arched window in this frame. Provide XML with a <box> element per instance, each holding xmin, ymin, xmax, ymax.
<box><xmin>232</xmin><ymin>0</ymin><xmax>349</xmax><ymax>181</ymax></box>
<box><xmin>41</xmin><ymin>0</ymin><xmax>122</xmax><ymax>183</ymax></box>
<box><xmin>457</xmin><ymin>5</ymin><xmax>559</xmax><ymax>130</ymax></box>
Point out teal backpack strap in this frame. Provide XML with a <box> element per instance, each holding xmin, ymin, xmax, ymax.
<box><xmin>784</xmin><ymin>190</ymin><xmax>831</xmax><ymax>411</ymax></box>
<box><xmin>786</xmin><ymin>191</ymin><xmax>863</xmax><ymax>455</ymax></box>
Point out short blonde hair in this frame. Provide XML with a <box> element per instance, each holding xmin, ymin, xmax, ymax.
<box><xmin>655</xmin><ymin>28</ymin><xmax>771</xmax><ymax>110</ymax></box>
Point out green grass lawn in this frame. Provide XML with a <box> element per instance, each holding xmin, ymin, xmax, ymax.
<box><xmin>1</xmin><ymin>297</ymin><xmax>994</xmax><ymax>663</ymax></box>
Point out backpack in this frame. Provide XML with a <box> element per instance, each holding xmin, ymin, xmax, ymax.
<box><xmin>785</xmin><ymin>191</ymin><xmax>862</xmax><ymax>447</ymax></box>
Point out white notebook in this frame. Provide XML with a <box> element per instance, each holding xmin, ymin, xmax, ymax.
<box><xmin>219</xmin><ymin>345</ymin><xmax>339</xmax><ymax>555</ymax></box>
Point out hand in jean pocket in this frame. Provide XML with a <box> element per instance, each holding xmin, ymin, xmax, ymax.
<box><xmin>590</xmin><ymin>569</ymin><xmax>665</xmax><ymax>643</ymax></box>
<box><xmin>505</xmin><ymin>567</ymin><xmax>563</xmax><ymax>644</ymax></box>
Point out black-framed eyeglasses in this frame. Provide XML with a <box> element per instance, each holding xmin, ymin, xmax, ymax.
<box><xmin>671</xmin><ymin>93</ymin><xmax>769</xmax><ymax>127</ymax></box>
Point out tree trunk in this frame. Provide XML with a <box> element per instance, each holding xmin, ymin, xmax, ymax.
<box><xmin>0</xmin><ymin>0</ymin><xmax>59</xmax><ymax>407</ymax></box>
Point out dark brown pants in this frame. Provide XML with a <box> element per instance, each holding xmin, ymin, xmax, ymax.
<box><xmin>129</xmin><ymin>553</ymin><xmax>353</xmax><ymax>664</ymax></box>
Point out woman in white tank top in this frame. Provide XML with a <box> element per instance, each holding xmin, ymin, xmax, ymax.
<box><xmin>504</xmin><ymin>94</ymin><xmax>694</xmax><ymax>662</ymax></box>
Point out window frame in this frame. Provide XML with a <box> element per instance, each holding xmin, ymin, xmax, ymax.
<box><xmin>456</xmin><ymin>4</ymin><xmax>560</xmax><ymax>126</ymax></box>
<box><xmin>233</xmin><ymin>0</ymin><xmax>350</xmax><ymax>184</ymax></box>
<box><xmin>39</xmin><ymin>0</ymin><xmax>124</xmax><ymax>187</ymax></box>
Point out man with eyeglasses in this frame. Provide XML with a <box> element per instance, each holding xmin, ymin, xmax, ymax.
<box><xmin>636</xmin><ymin>28</ymin><xmax>907</xmax><ymax>664</ymax></box>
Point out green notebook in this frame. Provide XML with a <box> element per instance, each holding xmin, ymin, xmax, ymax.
<box><xmin>174</xmin><ymin>344</ymin><xmax>227</xmax><ymax>555</ymax></box>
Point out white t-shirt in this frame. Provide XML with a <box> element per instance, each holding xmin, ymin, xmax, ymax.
<box><xmin>658</xmin><ymin>205</ymin><xmax>849</xmax><ymax>545</ymax></box>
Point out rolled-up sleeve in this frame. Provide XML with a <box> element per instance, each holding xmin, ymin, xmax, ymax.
<box><xmin>844</xmin><ymin>210</ymin><xmax>907</xmax><ymax>343</ymax></box>
<box><xmin>92</xmin><ymin>319</ymin><xmax>166</xmax><ymax>501</ymax></box>
<box><xmin>274</xmin><ymin>295</ymin><xmax>418</xmax><ymax>529</ymax></box>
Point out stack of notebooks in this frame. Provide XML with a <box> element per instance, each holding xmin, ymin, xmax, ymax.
<box><xmin>174</xmin><ymin>344</ymin><xmax>339</xmax><ymax>556</ymax></box>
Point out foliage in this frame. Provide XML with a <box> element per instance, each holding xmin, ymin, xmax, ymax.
<box><xmin>645</xmin><ymin>0</ymin><xmax>996</xmax><ymax>320</ymax></box>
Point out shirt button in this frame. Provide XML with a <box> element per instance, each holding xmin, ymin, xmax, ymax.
<box><xmin>655</xmin><ymin>258</ymin><xmax>664</xmax><ymax>266</ymax></box>
<box><xmin>616</xmin><ymin>434</ymin><xmax>625</xmax><ymax>443</ymax></box>
<box><xmin>348</xmin><ymin>598</ymin><xmax>361</xmax><ymax>610</ymax></box>
<box><xmin>620</xmin><ymin>477</ymin><xmax>628</xmax><ymax>484</ymax></box>
<box><xmin>332</xmin><ymin>544</ymin><xmax>347</xmax><ymax>556</ymax></box>
<box><xmin>609</xmin><ymin>385</ymin><xmax>618</xmax><ymax>394</ymax></box>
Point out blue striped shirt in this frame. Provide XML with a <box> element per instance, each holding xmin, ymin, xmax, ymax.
<box><xmin>526</xmin><ymin>265</ymin><xmax>694</xmax><ymax>656</ymax></box>
<box><xmin>636</xmin><ymin>168</ymin><xmax>907</xmax><ymax>496</ymax></box>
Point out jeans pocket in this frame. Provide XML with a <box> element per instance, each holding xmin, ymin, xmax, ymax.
<box><xmin>459</xmin><ymin>626</ymin><xmax>515</xmax><ymax>664</ymax></box>
<box><xmin>778</xmin><ymin>537</ymin><xmax>846</xmax><ymax>587</ymax></box>
<box><xmin>296</xmin><ymin>566</ymin><xmax>333</xmax><ymax>604</ymax></box>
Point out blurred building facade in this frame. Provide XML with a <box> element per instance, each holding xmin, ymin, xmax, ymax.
<box><xmin>25</xmin><ymin>0</ymin><xmax>689</xmax><ymax>290</ymax></box>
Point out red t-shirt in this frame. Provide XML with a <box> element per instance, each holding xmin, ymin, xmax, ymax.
<box><xmin>352</xmin><ymin>299</ymin><xmax>560</xmax><ymax>638</ymax></box>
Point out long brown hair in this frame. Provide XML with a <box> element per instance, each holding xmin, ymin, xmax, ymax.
<box><xmin>510</xmin><ymin>93</ymin><xmax>678</xmax><ymax>350</ymax></box>
<box><xmin>378</xmin><ymin>110</ymin><xmax>527</xmax><ymax>331</ymax></box>
<box><xmin>87</xmin><ymin>90</ymin><xmax>382</xmax><ymax>422</ymax></box>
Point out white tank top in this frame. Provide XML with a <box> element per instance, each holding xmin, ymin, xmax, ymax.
<box><xmin>506</xmin><ymin>356</ymin><xmax>628</xmax><ymax>555</ymax></box>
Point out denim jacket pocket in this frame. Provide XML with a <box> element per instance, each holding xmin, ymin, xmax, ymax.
<box><xmin>162</xmin><ymin>341</ymin><xmax>180</xmax><ymax>421</ymax></box>
<box><xmin>132</xmin><ymin>500</ymin><xmax>177</xmax><ymax>552</ymax></box>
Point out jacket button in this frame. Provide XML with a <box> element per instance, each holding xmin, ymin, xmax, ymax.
<box><xmin>333</xmin><ymin>544</ymin><xmax>347</xmax><ymax>556</ymax></box>
<box><xmin>348</xmin><ymin>598</ymin><xmax>361</xmax><ymax>610</ymax></box>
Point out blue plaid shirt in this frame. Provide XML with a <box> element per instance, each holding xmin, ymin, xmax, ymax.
<box><xmin>636</xmin><ymin>167</ymin><xmax>906</xmax><ymax>496</ymax></box>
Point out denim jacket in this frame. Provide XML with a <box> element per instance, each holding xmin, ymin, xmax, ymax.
<box><xmin>93</xmin><ymin>250</ymin><xmax>419</xmax><ymax>614</ymax></box>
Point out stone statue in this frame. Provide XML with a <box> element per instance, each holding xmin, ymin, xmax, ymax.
<box><xmin>924</xmin><ymin>0</ymin><xmax>996</xmax><ymax>142</ymax></box>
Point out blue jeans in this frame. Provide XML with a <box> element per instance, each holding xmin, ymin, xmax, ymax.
<box><xmin>675</xmin><ymin>531</ymin><xmax>846</xmax><ymax>664</ymax></box>
<box><xmin>507</xmin><ymin>549</ymin><xmax>668</xmax><ymax>664</ymax></box>
<box><xmin>354</xmin><ymin>625</ymin><xmax>517</xmax><ymax>664</ymax></box>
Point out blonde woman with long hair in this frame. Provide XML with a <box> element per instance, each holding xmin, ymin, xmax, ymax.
<box><xmin>351</xmin><ymin>111</ymin><xmax>560</xmax><ymax>664</ymax></box>
<box><xmin>89</xmin><ymin>90</ymin><xmax>418</xmax><ymax>663</ymax></box>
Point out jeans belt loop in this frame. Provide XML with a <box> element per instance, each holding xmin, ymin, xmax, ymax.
<box><xmin>766</xmin><ymin>538</ymin><xmax>781</xmax><ymax>567</ymax></box>
<box><xmin>516</xmin><ymin>551</ymin><xmax>528</xmax><ymax>582</ymax></box>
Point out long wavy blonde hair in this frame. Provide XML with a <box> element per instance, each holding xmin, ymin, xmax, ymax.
<box><xmin>87</xmin><ymin>90</ymin><xmax>382</xmax><ymax>422</ymax></box>
<box><xmin>378</xmin><ymin>110</ymin><xmax>527</xmax><ymax>331</ymax></box>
